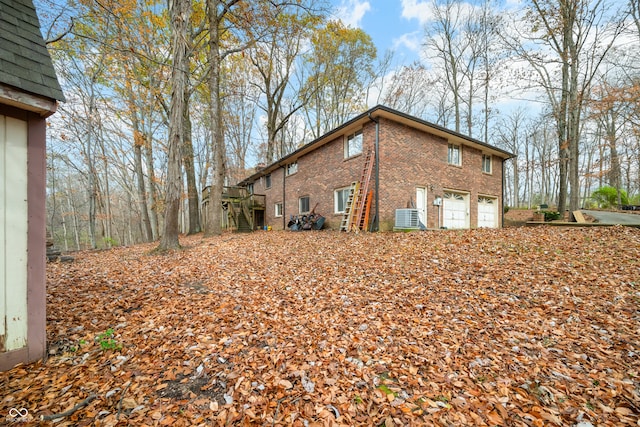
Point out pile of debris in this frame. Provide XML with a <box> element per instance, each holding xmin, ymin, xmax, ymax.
<box><xmin>46</xmin><ymin>231</ymin><xmax>73</xmax><ymax>262</ymax></box>
<box><xmin>287</xmin><ymin>204</ymin><xmax>325</xmax><ymax>231</ymax></box>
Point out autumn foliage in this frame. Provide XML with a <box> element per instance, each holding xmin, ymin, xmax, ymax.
<box><xmin>2</xmin><ymin>227</ymin><xmax>639</xmax><ymax>426</ymax></box>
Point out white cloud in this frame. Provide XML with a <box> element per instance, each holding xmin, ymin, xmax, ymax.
<box><xmin>400</xmin><ymin>0</ymin><xmax>431</xmax><ymax>25</ymax></box>
<box><xmin>392</xmin><ymin>31</ymin><xmax>422</xmax><ymax>54</ymax></box>
<box><xmin>335</xmin><ymin>0</ymin><xmax>371</xmax><ymax>28</ymax></box>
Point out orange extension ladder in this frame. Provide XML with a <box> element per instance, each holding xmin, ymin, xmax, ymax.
<box><xmin>340</xmin><ymin>148</ymin><xmax>374</xmax><ymax>232</ymax></box>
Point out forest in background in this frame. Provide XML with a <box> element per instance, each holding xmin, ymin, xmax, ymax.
<box><xmin>38</xmin><ymin>0</ymin><xmax>640</xmax><ymax>250</ymax></box>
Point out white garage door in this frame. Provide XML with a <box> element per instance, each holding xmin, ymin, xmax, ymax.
<box><xmin>443</xmin><ymin>192</ymin><xmax>468</xmax><ymax>229</ymax></box>
<box><xmin>0</xmin><ymin>115</ymin><xmax>29</xmax><ymax>352</ymax></box>
<box><xmin>478</xmin><ymin>196</ymin><xmax>498</xmax><ymax>228</ymax></box>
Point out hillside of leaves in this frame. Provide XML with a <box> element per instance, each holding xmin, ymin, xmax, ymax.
<box><xmin>2</xmin><ymin>227</ymin><xmax>639</xmax><ymax>426</ymax></box>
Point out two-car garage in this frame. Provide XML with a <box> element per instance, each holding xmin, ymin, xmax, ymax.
<box><xmin>441</xmin><ymin>191</ymin><xmax>498</xmax><ymax>229</ymax></box>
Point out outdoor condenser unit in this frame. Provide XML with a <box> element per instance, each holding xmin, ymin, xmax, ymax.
<box><xmin>395</xmin><ymin>209</ymin><xmax>420</xmax><ymax>228</ymax></box>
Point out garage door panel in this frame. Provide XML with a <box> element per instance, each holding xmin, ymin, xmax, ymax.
<box><xmin>443</xmin><ymin>192</ymin><xmax>468</xmax><ymax>229</ymax></box>
<box><xmin>478</xmin><ymin>197</ymin><xmax>497</xmax><ymax>228</ymax></box>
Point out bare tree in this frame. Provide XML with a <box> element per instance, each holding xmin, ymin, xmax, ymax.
<box><xmin>249</xmin><ymin>11</ymin><xmax>321</xmax><ymax>163</ymax></box>
<box><xmin>494</xmin><ymin>108</ymin><xmax>529</xmax><ymax>207</ymax></box>
<box><xmin>502</xmin><ymin>0</ymin><xmax>624</xmax><ymax>213</ymax></box>
<box><xmin>223</xmin><ymin>57</ymin><xmax>260</xmax><ymax>174</ymax></box>
<box><xmin>424</xmin><ymin>0</ymin><xmax>469</xmax><ymax>134</ymax></box>
<box><xmin>381</xmin><ymin>62</ymin><xmax>433</xmax><ymax>118</ymax></box>
<box><xmin>204</xmin><ymin>0</ymin><xmax>322</xmax><ymax>236</ymax></box>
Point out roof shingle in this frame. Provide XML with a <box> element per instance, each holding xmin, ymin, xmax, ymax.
<box><xmin>0</xmin><ymin>0</ymin><xmax>65</xmax><ymax>102</ymax></box>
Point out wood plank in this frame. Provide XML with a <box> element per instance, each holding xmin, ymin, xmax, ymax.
<box><xmin>573</xmin><ymin>210</ymin><xmax>586</xmax><ymax>223</ymax></box>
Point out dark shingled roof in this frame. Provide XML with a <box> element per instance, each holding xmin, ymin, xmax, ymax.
<box><xmin>0</xmin><ymin>0</ymin><xmax>65</xmax><ymax>102</ymax></box>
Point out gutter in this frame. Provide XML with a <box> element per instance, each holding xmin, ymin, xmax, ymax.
<box><xmin>368</xmin><ymin>112</ymin><xmax>380</xmax><ymax>232</ymax></box>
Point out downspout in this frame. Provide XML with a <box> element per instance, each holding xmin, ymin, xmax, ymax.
<box><xmin>501</xmin><ymin>158</ymin><xmax>506</xmax><ymax>228</ymax></box>
<box><xmin>282</xmin><ymin>165</ymin><xmax>286</xmax><ymax>230</ymax></box>
<box><xmin>368</xmin><ymin>112</ymin><xmax>380</xmax><ymax>231</ymax></box>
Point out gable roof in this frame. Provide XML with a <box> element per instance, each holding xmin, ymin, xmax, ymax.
<box><xmin>0</xmin><ymin>0</ymin><xmax>65</xmax><ymax>102</ymax></box>
<box><xmin>240</xmin><ymin>105</ymin><xmax>515</xmax><ymax>185</ymax></box>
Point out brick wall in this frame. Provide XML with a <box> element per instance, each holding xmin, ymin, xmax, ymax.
<box><xmin>252</xmin><ymin>118</ymin><xmax>504</xmax><ymax>231</ymax></box>
<box><xmin>376</xmin><ymin>118</ymin><xmax>503</xmax><ymax>230</ymax></box>
<box><xmin>254</xmin><ymin>132</ymin><xmax>369</xmax><ymax>230</ymax></box>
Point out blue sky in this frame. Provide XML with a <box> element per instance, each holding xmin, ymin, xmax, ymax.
<box><xmin>327</xmin><ymin>0</ymin><xmax>552</xmax><ymax>115</ymax></box>
<box><xmin>331</xmin><ymin>0</ymin><xmax>428</xmax><ymax>66</ymax></box>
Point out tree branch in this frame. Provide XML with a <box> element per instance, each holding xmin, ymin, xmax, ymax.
<box><xmin>40</xmin><ymin>394</ymin><xmax>97</xmax><ymax>421</ymax></box>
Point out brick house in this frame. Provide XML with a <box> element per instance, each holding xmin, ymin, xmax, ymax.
<box><xmin>240</xmin><ymin>105</ymin><xmax>514</xmax><ymax>232</ymax></box>
<box><xmin>0</xmin><ymin>0</ymin><xmax>64</xmax><ymax>370</ymax></box>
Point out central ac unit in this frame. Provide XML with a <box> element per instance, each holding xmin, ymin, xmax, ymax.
<box><xmin>395</xmin><ymin>209</ymin><xmax>420</xmax><ymax>228</ymax></box>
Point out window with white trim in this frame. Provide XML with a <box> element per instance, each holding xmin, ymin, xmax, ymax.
<box><xmin>482</xmin><ymin>154</ymin><xmax>492</xmax><ymax>174</ymax></box>
<box><xmin>286</xmin><ymin>162</ymin><xmax>298</xmax><ymax>176</ymax></box>
<box><xmin>265</xmin><ymin>174</ymin><xmax>272</xmax><ymax>188</ymax></box>
<box><xmin>448</xmin><ymin>144</ymin><xmax>461</xmax><ymax>166</ymax></box>
<box><xmin>345</xmin><ymin>130</ymin><xmax>363</xmax><ymax>158</ymax></box>
<box><xmin>334</xmin><ymin>187</ymin><xmax>351</xmax><ymax>213</ymax></box>
<box><xmin>275</xmin><ymin>202</ymin><xmax>283</xmax><ymax>217</ymax></box>
<box><xmin>299</xmin><ymin>196</ymin><xmax>310</xmax><ymax>214</ymax></box>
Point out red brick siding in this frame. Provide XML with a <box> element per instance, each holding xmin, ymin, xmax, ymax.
<box><xmin>252</xmin><ymin>118</ymin><xmax>504</xmax><ymax>231</ymax></box>
<box><xmin>376</xmin><ymin>118</ymin><xmax>503</xmax><ymax>230</ymax></box>
<box><xmin>253</xmin><ymin>167</ymin><xmax>286</xmax><ymax>229</ymax></box>
<box><xmin>253</xmin><ymin>134</ymin><xmax>368</xmax><ymax>230</ymax></box>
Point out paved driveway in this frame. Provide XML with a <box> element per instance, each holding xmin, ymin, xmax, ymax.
<box><xmin>581</xmin><ymin>210</ymin><xmax>640</xmax><ymax>225</ymax></box>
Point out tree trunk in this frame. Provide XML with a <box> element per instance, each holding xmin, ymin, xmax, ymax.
<box><xmin>131</xmin><ymin>109</ymin><xmax>153</xmax><ymax>242</ymax></box>
<box><xmin>567</xmin><ymin>31</ymin><xmax>581</xmax><ymax>213</ymax></box>
<box><xmin>158</xmin><ymin>0</ymin><xmax>191</xmax><ymax>250</ymax></box>
<box><xmin>98</xmin><ymin>128</ymin><xmax>113</xmax><ymax>248</ymax></box>
<box><xmin>144</xmin><ymin>129</ymin><xmax>159</xmax><ymax>240</ymax></box>
<box><xmin>556</xmin><ymin>18</ymin><xmax>570</xmax><ymax>215</ymax></box>
<box><xmin>87</xmin><ymin>90</ymin><xmax>98</xmax><ymax>249</ymax></box>
<box><xmin>450</xmin><ymin>50</ymin><xmax>461</xmax><ymax>134</ymax></box>
<box><xmin>205</xmin><ymin>0</ymin><xmax>225</xmax><ymax>237</ymax></box>
<box><xmin>134</xmin><ymin>135</ymin><xmax>153</xmax><ymax>242</ymax></box>
<box><xmin>67</xmin><ymin>176</ymin><xmax>81</xmax><ymax>250</ymax></box>
<box><xmin>605</xmin><ymin>110</ymin><xmax>622</xmax><ymax>207</ymax></box>
<box><xmin>183</xmin><ymin>91</ymin><xmax>201</xmax><ymax>234</ymax></box>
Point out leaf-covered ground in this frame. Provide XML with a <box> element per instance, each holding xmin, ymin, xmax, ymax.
<box><xmin>2</xmin><ymin>227</ymin><xmax>639</xmax><ymax>426</ymax></box>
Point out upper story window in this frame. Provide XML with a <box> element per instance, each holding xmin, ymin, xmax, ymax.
<box><xmin>286</xmin><ymin>162</ymin><xmax>298</xmax><ymax>176</ymax></box>
<box><xmin>448</xmin><ymin>144</ymin><xmax>461</xmax><ymax>166</ymax></box>
<box><xmin>265</xmin><ymin>174</ymin><xmax>272</xmax><ymax>189</ymax></box>
<box><xmin>345</xmin><ymin>130</ymin><xmax>363</xmax><ymax>158</ymax></box>
<box><xmin>247</xmin><ymin>183</ymin><xmax>254</xmax><ymax>194</ymax></box>
<box><xmin>482</xmin><ymin>154</ymin><xmax>492</xmax><ymax>174</ymax></box>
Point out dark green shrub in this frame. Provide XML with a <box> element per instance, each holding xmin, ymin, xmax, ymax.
<box><xmin>542</xmin><ymin>210</ymin><xmax>561</xmax><ymax>221</ymax></box>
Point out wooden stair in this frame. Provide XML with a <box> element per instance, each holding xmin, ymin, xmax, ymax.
<box><xmin>229</xmin><ymin>200</ymin><xmax>253</xmax><ymax>232</ymax></box>
<box><xmin>236</xmin><ymin>210</ymin><xmax>252</xmax><ymax>232</ymax></box>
